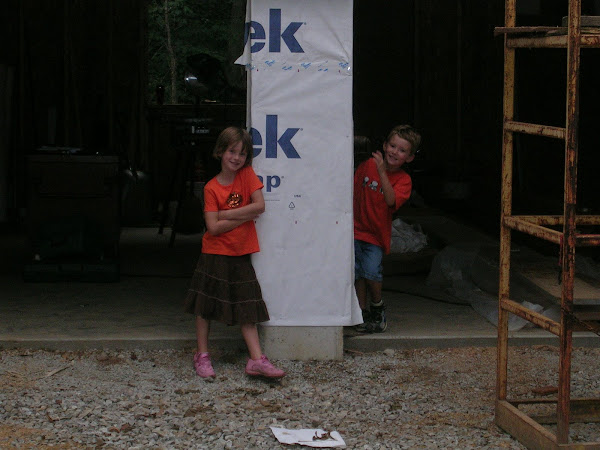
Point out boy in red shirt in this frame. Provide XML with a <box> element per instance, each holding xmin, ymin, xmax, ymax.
<box><xmin>353</xmin><ymin>125</ymin><xmax>421</xmax><ymax>332</ymax></box>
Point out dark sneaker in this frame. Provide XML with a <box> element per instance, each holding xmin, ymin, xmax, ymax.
<box><xmin>354</xmin><ymin>309</ymin><xmax>372</xmax><ymax>333</ymax></box>
<box><xmin>368</xmin><ymin>303</ymin><xmax>387</xmax><ymax>333</ymax></box>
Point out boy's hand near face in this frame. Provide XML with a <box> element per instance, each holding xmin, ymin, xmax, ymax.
<box><xmin>372</xmin><ymin>150</ymin><xmax>385</xmax><ymax>174</ymax></box>
<box><xmin>371</xmin><ymin>151</ymin><xmax>396</xmax><ymax>207</ymax></box>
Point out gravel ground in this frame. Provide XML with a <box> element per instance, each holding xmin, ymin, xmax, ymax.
<box><xmin>1</xmin><ymin>345</ymin><xmax>600</xmax><ymax>449</ymax></box>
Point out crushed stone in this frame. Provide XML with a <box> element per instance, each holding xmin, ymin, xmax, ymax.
<box><xmin>2</xmin><ymin>346</ymin><xmax>600</xmax><ymax>448</ymax></box>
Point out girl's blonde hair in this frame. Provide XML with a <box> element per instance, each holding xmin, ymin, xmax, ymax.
<box><xmin>213</xmin><ymin>126</ymin><xmax>254</xmax><ymax>167</ymax></box>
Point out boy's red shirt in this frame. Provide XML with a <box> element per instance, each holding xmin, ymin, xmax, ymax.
<box><xmin>353</xmin><ymin>158</ymin><xmax>412</xmax><ymax>254</ymax></box>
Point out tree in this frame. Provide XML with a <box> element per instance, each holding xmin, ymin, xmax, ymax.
<box><xmin>147</xmin><ymin>0</ymin><xmax>243</xmax><ymax>105</ymax></box>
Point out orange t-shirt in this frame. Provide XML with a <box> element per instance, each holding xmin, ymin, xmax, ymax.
<box><xmin>202</xmin><ymin>166</ymin><xmax>264</xmax><ymax>256</ymax></box>
<box><xmin>353</xmin><ymin>158</ymin><xmax>412</xmax><ymax>254</ymax></box>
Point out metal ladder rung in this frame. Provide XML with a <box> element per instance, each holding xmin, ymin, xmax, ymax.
<box><xmin>505</xmin><ymin>121</ymin><xmax>566</xmax><ymax>139</ymax></box>
<box><xmin>501</xmin><ymin>298</ymin><xmax>560</xmax><ymax>335</ymax></box>
<box><xmin>503</xmin><ymin>216</ymin><xmax>563</xmax><ymax>244</ymax></box>
<box><xmin>494</xmin><ymin>26</ymin><xmax>566</xmax><ymax>36</ymax></box>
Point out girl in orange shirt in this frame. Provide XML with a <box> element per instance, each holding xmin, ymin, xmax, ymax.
<box><xmin>184</xmin><ymin>126</ymin><xmax>285</xmax><ymax>379</ymax></box>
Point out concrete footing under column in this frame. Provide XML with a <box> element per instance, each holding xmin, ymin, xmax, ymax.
<box><xmin>260</xmin><ymin>326</ymin><xmax>343</xmax><ymax>361</ymax></box>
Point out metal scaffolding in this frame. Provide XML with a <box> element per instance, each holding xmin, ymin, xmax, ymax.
<box><xmin>495</xmin><ymin>0</ymin><xmax>600</xmax><ymax>448</ymax></box>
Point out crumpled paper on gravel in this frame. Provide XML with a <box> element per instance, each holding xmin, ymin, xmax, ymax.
<box><xmin>270</xmin><ymin>426</ymin><xmax>346</xmax><ymax>448</ymax></box>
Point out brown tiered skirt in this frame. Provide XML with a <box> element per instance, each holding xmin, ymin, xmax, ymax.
<box><xmin>184</xmin><ymin>253</ymin><xmax>270</xmax><ymax>325</ymax></box>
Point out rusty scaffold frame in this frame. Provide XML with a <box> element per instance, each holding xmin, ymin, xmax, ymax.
<box><xmin>495</xmin><ymin>0</ymin><xmax>600</xmax><ymax>448</ymax></box>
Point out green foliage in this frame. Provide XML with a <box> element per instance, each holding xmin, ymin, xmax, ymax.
<box><xmin>147</xmin><ymin>0</ymin><xmax>240</xmax><ymax>104</ymax></box>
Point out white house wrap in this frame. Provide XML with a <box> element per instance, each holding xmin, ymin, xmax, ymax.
<box><xmin>236</xmin><ymin>0</ymin><xmax>361</xmax><ymax>326</ymax></box>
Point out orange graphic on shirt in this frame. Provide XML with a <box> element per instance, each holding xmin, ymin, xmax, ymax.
<box><xmin>226</xmin><ymin>192</ymin><xmax>243</xmax><ymax>208</ymax></box>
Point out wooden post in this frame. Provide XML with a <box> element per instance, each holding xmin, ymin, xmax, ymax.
<box><xmin>497</xmin><ymin>0</ymin><xmax>516</xmax><ymax>404</ymax></box>
<box><xmin>557</xmin><ymin>0</ymin><xmax>581</xmax><ymax>443</ymax></box>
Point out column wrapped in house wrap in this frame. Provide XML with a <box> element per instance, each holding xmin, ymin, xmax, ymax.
<box><xmin>236</xmin><ymin>0</ymin><xmax>361</xmax><ymax>326</ymax></box>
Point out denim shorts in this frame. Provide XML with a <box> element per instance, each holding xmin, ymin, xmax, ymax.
<box><xmin>354</xmin><ymin>240</ymin><xmax>383</xmax><ymax>282</ymax></box>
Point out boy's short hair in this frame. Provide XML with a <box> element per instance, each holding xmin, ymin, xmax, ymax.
<box><xmin>386</xmin><ymin>125</ymin><xmax>421</xmax><ymax>155</ymax></box>
<box><xmin>213</xmin><ymin>126</ymin><xmax>254</xmax><ymax>167</ymax></box>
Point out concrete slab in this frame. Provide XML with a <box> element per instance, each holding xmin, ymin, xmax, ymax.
<box><xmin>2</xmin><ymin>219</ymin><xmax>599</xmax><ymax>354</ymax></box>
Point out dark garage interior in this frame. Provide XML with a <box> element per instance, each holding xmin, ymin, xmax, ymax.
<box><xmin>1</xmin><ymin>0</ymin><xmax>600</xmax><ymax>275</ymax></box>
